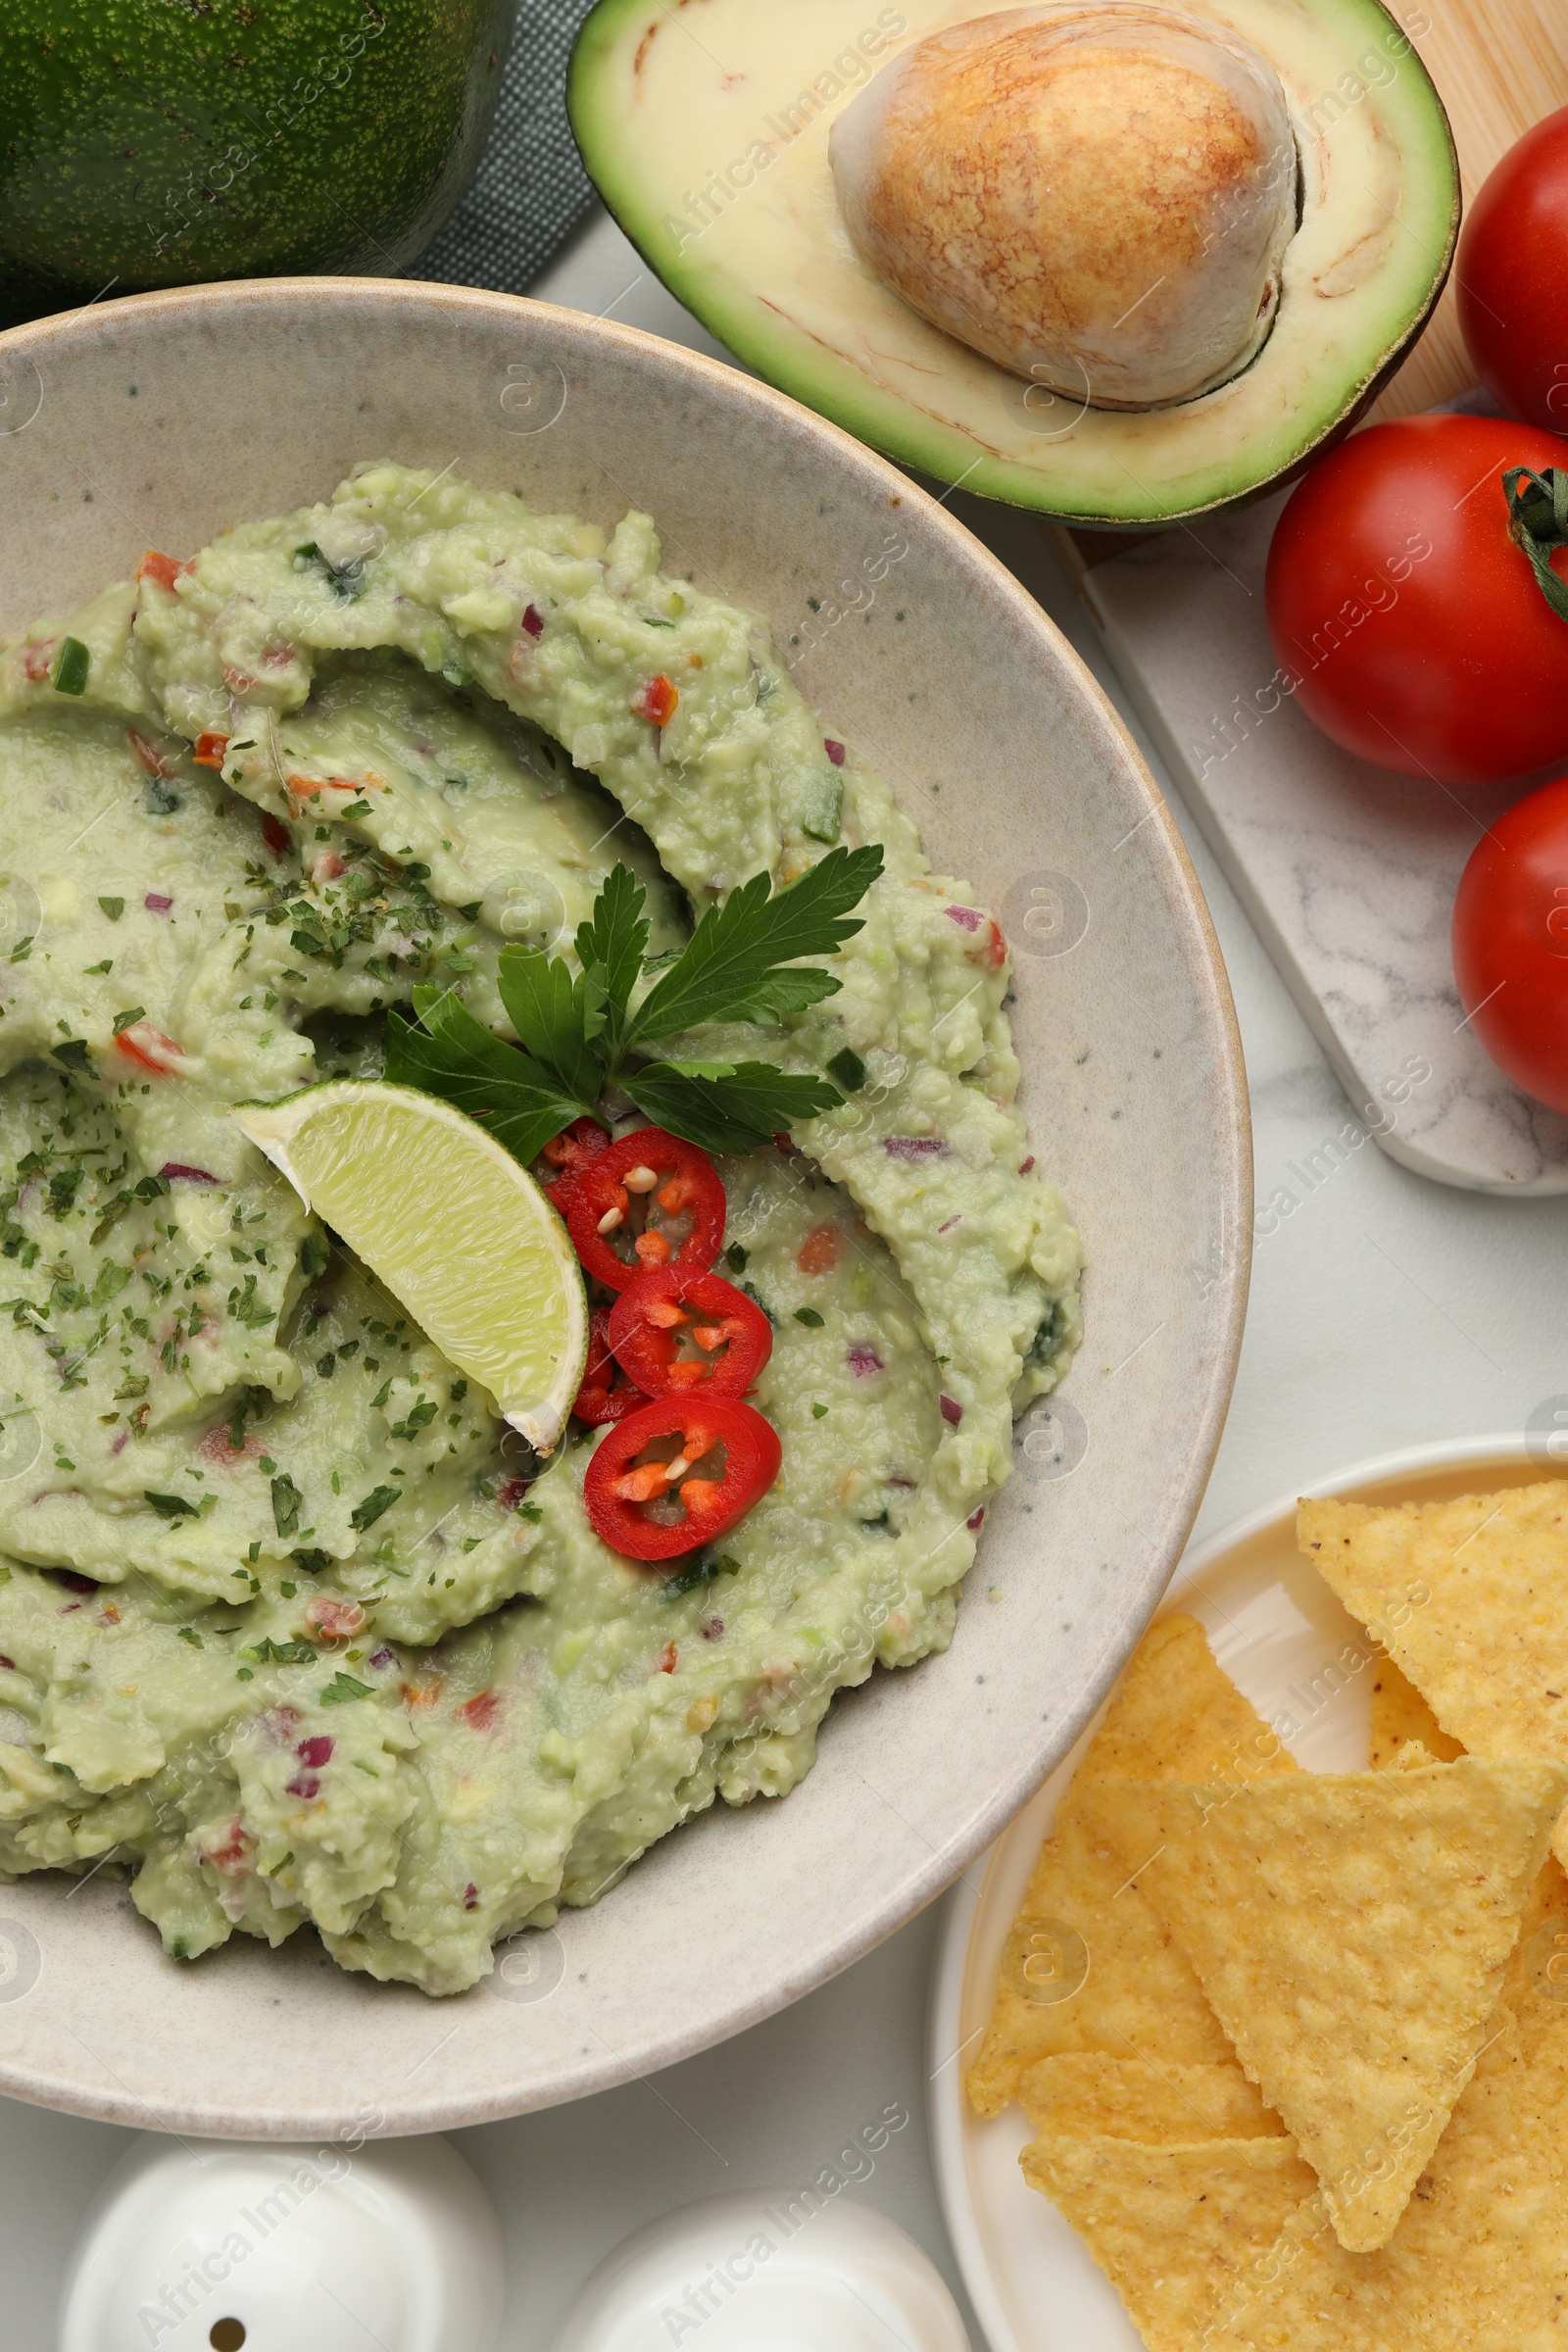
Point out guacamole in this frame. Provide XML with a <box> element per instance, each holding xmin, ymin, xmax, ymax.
<box><xmin>0</xmin><ymin>466</ymin><xmax>1081</xmax><ymax>1993</ymax></box>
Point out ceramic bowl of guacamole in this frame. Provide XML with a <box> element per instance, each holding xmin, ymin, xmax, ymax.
<box><xmin>0</xmin><ymin>278</ymin><xmax>1248</xmax><ymax>2136</ymax></box>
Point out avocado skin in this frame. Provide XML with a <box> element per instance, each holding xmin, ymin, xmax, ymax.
<box><xmin>0</xmin><ymin>0</ymin><xmax>514</xmax><ymax>323</ymax></box>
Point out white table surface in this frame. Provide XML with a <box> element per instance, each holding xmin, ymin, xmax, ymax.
<box><xmin>9</xmin><ymin>208</ymin><xmax>1568</xmax><ymax>2349</ymax></box>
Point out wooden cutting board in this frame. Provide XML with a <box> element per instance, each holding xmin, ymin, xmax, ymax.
<box><xmin>1051</xmin><ymin>4</ymin><xmax>1568</xmax><ymax>1194</ymax></box>
<box><xmin>1365</xmin><ymin>0</ymin><xmax>1568</xmax><ymax>423</ymax></box>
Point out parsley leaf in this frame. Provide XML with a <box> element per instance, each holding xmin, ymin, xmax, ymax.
<box><xmin>387</xmin><ymin>846</ymin><xmax>883</xmax><ymax>1160</ymax></box>
<box><xmin>629</xmin><ymin>844</ymin><xmax>883</xmax><ymax>1044</ymax></box>
<box><xmin>573</xmin><ymin>861</ymin><xmax>648</xmax><ymax>1066</ymax></box>
<box><xmin>145</xmin><ymin>1490</ymin><xmax>196</xmax><ymax>1519</ymax></box>
<box><xmin>351</xmin><ymin>1484</ymin><xmax>400</xmax><ymax>1532</ymax></box>
<box><xmin>495</xmin><ymin>947</ymin><xmax>608</xmax><ymax>1104</ymax></box>
<box><xmin>386</xmin><ymin>991</ymin><xmax>587</xmax><ymax>1167</ymax></box>
<box><xmin>623</xmin><ymin>1060</ymin><xmax>840</xmax><ymax>1153</ymax></box>
<box><xmin>271</xmin><ymin>1473</ymin><xmax>303</xmax><ymax>1539</ymax></box>
<box><xmin>320</xmin><ymin>1670</ymin><xmax>373</xmax><ymax>1704</ymax></box>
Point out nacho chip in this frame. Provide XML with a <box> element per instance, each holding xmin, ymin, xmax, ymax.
<box><xmin>1204</xmin><ymin>2006</ymin><xmax>1568</xmax><ymax>2350</ymax></box>
<box><xmin>1368</xmin><ymin>1657</ymin><xmax>1463</xmax><ymax>1769</ymax></box>
<box><xmin>1019</xmin><ymin>2053</ymin><xmax>1284</xmax><ymax>2141</ymax></box>
<box><xmin>967</xmin><ymin>1614</ymin><xmax>1296</xmax><ymax>2116</ymax></box>
<box><xmin>1099</xmin><ymin>1756</ymin><xmax>1568</xmax><ymax>2251</ymax></box>
<box><xmin>1301</xmin><ymin>1485</ymin><xmax>1568</xmax><ymax>1864</ymax></box>
<box><xmin>1021</xmin><ymin>2132</ymin><xmax>1318</xmax><ymax>2352</ymax></box>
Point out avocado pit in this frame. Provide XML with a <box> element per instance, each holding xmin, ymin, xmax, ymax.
<box><xmin>829</xmin><ymin>3</ymin><xmax>1299</xmax><ymax>411</ymax></box>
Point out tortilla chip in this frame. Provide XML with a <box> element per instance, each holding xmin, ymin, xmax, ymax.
<box><xmin>1204</xmin><ymin>2007</ymin><xmax>1568</xmax><ymax>2350</ymax></box>
<box><xmin>967</xmin><ymin>1614</ymin><xmax>1296</xmax><ymax>2116</ymax></box>
<box><xmin>1057</xmin><ymin>1614</ymin><xmax>1295</xmax><ymax>1815</ymax></box>
<box><xmin>1368</xmin><ymin>1656</ymin><xmax>1463</xmax><ymax>1768</ymax></box>
<box><xmin>1300</xmin><ymin>1485</ymin><xmax>1568</xmax><ymax>1867</ymax></box>
<box><xmin>1099</xmin><ymin>1756</ymin><xmax>1568</xmax><ymax>2251</ymax></box>
<box><xmin>1021</xmin><ymin>2132</ymin><xmax>1318</xmax><ymax>2352</ymax></box>
<box><xmin>1019</xmin><ymin>2053</ymin><xmax>1284</xmax><ymax>2141</ymax></box>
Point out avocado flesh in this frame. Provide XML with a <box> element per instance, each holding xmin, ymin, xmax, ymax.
<box><xmin>568</xmin><ymin>0</ymin><xmax>1458</xmax><ymax>524</ymax></box>
<box><xmin>0</xmin><ymin>0</ymin><xmax>514</xmax><ymax>324</ymax></box>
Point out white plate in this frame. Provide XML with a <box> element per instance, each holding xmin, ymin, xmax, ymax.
<box><xmin>927</xmin><ymin>1434</ymin><xmax>1551</xmax><ymax>2352</ymax></box>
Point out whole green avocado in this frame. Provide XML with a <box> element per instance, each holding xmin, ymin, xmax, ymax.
<box><xmin>0</xmin><ymin>0</ymin><xmax>514</xmax><ymax>323</ymax></box>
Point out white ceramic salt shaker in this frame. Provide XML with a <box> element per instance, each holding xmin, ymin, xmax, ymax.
<box><xmin>58</xmin><ymin>2130</ymin><xmax>503</xmax><ymax>2352</ymax></box>
<box><xmin>554</xmin><ymin>2189</ymin><xmax>971</xmax><ymax>2352</ymax></box>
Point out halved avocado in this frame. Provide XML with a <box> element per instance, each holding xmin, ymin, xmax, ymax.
<box><xmin>568</xmin><ymin>0</ymin><xmax>1458</xmax><ymax>524</ymax></box>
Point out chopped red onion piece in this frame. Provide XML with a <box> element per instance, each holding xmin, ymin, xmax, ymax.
<box><xmin>160</xmin><ymin>1161</ymin><xmax>219</xmax><ymax>1186</ymax></box>
<box><xmin>824</xmin><ymin>737</ymin><xmax>846</xmax><ymax>766</ymax></box>
<box><xmin>945</xmin><ymin>904</ymin><xmax>983</xmax><ymax>931</ymax></box>
<box><xmin>847</xmin><ymin>1345</ymin><xmax>884</xmax><ymax>1377</ymax></box>
<box><xmin>296</xmin><ymin>1735</ymin><xmax>334</xmax><ymax>1768</ymax></box>
<box><xmin>940</xmin><ymin>1394</ymin><xmax>963</xmax><ymax>1425</ymax></box>
<box><xmin>883</xmin><ymin>1136</ymin><xmax>948</xmax><ymax>1160</ymax></box>
<box><xmin>144</xmin><ymin>893</ymin><xmax>172</xmax><ymax>914</ymax></box>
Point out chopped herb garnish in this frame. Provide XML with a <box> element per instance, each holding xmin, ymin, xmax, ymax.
<box><xmin>794</xmin><ymin>1306</ymin><xmax>825</xmax><ymax>1327</ymax></box>
<box><xmin>245</xmin><ymin>1636</ymin><xmax>316</xmax><ymax>1666</ymax></box>
<box><xmin>270</xmin><ymin>1473</ymin><xmax>303</xmax><ymax>1538</ymax></box>
<box><xmin>351</xmin><ymin>1484</ymin><xmax>399</xmax><ymax>1532</ymax></box>
<box><xmin>664</xmin><ymin>1549</ymin><xmax>741</xmax><ymax>1597</ymax></box>
<box><xmin>98</xmin><ymin>898</ymin><xmax>124</xmax><ymax>922</ymax></box>
<box><xmin>144</xmin><ymin>1491</ymin><xmax>196</xmax><ymax>1519</ymax></box>
<box><xmin>292</xmin><ymin>541</ymin><xmax>367</xmax><ymax>600</ymax></box>
<box><xmin>111</xmin><ymin>1006</ymin><xmax>147</xmax><ymax>1037</ymax></box>
<box><xmin>320</xmin><ymin>1670</ymin><xmax>373</xmax><ymax>1704</ymax></box>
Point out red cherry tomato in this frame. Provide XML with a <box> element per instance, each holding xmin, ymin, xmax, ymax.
<box><xmin>1264</xmin><ymin>416</ymin><xmax>1568</xmax><ymax>785</ymax></box>
<box><xmin>1457</xmin><ymin>108</ymin><xmax>1568</xmax><ymax>434</ymax></box>
<box><xmin>565</xmin><ymin>1128</ymin><xmax>726</xmax><ymax>1294</ymax></box>
<box><xmin>1451</xmin><ymin>774</ymin><xmax>1568</xmax><ymax>1110</ymax></box>
<box><xmin>571</xmin><ymin>1309</ymin><xmax>649</xmax><ymax>1426</ymax></box>
<box><xmin>584</xmin><ymin>1394</ymin><xmax>781</xmax><ymax>1562</ymax></box>
<box><xmin>609</xmin><ymin>1267</ymin><xmax>772</xmax><ymax>1400</ymax></box>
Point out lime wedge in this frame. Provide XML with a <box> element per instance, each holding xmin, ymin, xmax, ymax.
<box><xmin>231</xmin><ymin>1082</ymin><xmax>587</xmax><ymax>1452</ymax></box>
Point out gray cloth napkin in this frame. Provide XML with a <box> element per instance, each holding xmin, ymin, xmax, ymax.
<box><xmin>415</xmin><ymin>0</ymin><xmax>599</xmax><ymax>294</ymax></box>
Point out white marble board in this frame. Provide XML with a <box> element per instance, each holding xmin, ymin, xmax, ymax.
<box><xmin>1068</xmin><ymin>492</ymin><xmax>1568</xmax><ymax>1195</ymax></box>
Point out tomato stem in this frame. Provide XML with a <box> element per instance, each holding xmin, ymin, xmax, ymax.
<box><xmin>1503</xmin><ymin>466</ymin><xmax>1568</xmax><ymax>626</ymax></box>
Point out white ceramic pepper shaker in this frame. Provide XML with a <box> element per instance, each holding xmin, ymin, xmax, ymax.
<box><xmin>555</xmin><ymin>2190</ymin><xmax>971</xmax><ymax>2352</ymax></box>
<box><xmin>58</xmin><ymin>2131</ymin><xmax>503</xmax><ymax>2352</ymax></box>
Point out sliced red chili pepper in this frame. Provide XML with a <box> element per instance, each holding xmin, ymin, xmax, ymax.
<box><xmin>540</xmin><ymin>1115</ymin><xmax>611</xmax><ymax>1213</ymax></box>
<box><xmin>584</xmin><ymin>1395</ymin><xmax>780</xmax><ymax>1562</ymax></box>
<box><xmin>191</xmin><ymin>731</ymin><xmax>228</xmax><ymax>769</ymax></box>
<box><xmin>609</xmin><ymin>1268</ymin><xmax>770</xmax><ymax>1400</ymax></box>
<box><xmin>565</xmin><ymin>1127</ymin><xmax>726</xmax><ymax>1294</ymax></box>
<box><xmin>571</xmin><ymin>1307</ymin><xmax>650</xmax><ymax>1425</ymax></box>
